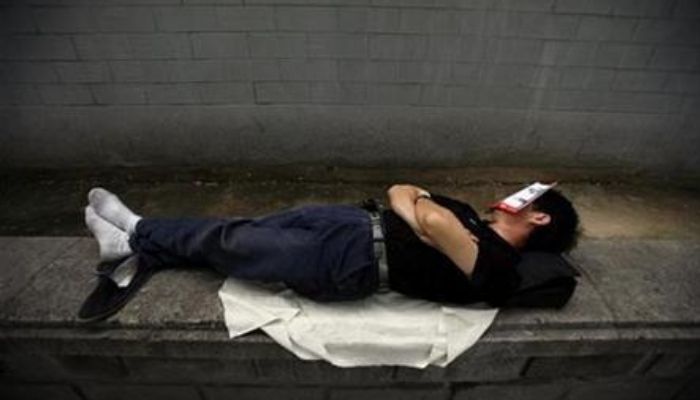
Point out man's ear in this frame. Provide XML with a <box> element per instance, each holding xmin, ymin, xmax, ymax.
<box><xmin>529</xmin><ymin>211</ymin><xmax>551</xmax><ymax>226</ymax></box>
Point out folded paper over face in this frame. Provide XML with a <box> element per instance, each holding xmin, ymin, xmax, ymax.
<box><xmin>490</xmin><ymin>182</ymin><xmax>557</xmax><ymax>214</ymax></box>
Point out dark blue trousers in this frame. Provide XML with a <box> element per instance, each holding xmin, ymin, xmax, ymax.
<box><xmin>128</xmin><ymin>204</ymin><xmax>380</xmax><ymax>301</ymax></box>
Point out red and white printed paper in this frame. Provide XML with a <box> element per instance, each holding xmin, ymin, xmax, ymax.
<box><xmin>490</xmin><ymin>182</ymin><xmax>558</xmax><ymax>214</ymax></box>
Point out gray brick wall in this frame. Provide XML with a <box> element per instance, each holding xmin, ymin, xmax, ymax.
<box><xmin>0</xmin><ymin>0</ymin><xmax>698</xmax><ymax>174</ymax></box>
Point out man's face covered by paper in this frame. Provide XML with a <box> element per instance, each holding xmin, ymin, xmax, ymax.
<box><xmin>486</xmin><ymin>203</ymin><xmax>551</xmax><ymax>232</ymax></box>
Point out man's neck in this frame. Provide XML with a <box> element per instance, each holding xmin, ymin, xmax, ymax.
<box><xmin>488</xmin><ymin>220</ymin><xmax>527</xmax><ymax>250</ymax></box>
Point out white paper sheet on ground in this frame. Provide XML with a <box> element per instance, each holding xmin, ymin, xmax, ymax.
<box><xmin>219</xmin><ymin>278</ymin><xmax>499</xmax><ymax>368</ymax></box>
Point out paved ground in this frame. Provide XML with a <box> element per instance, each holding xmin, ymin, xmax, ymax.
<box><xmin>0</xmin><ymin>166</ymin><xmax>699</xmax><ymax>335</ymax></box>
<box><xmin>1</xmin><ymin>166</ymin><xmax>699</xmax><ymax>240</ymax></box>
<box><xmin>0</xmin><ymin>165</ymin><xmax>698</xmax><ymax>400</ymax></box>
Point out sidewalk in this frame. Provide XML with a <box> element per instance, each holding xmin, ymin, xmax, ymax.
<box><xmin>1</xmin><ymin>167</ymin><xmax>699</xmax><ymax>399</ymax></box>
<box><xmin>1</xmin><ymin>167</ymin><xmax>699</xmax><ymax>328</ymax></box>
<box><xmin>1</xmin><ymin>166</ymin><xmax>699</xmax><ymax>238</ymax></box>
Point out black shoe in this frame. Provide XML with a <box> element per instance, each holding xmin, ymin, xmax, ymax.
<box><xmin>94</xmin><ymin>254</ymin><xmax>130</xmax><ymax>276</ymax></box>
<box><xmin>78</xmin><ymin>255</ymin><xmax>155</xmax><ymax>323</ymax></box>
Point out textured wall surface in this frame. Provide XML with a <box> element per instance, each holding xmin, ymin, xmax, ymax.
<box><xmin>1</xmin><ymin>0</ymin><xmax>699</xmax><ymax>174</ymax></box>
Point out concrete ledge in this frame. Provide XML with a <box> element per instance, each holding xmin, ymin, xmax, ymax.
<box><xmin>1</xmin><ymin>236</ymin><xmax>699</xmax><ymax>399</ymax></box>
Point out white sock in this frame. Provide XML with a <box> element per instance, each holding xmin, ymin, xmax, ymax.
<box><xmin>84</xmin><ymin>205</ymin><xmax>134</xmax><ymax>261</ymax></box>
<box><xmin>88</xmin><ymin>187</ymin><xmax>142</xmax><ymax>235</ymax></box>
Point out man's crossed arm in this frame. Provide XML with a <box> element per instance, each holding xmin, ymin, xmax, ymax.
<box><xmin>386</xmin><ymin>184</ymin><xmax>480</xmax><ymax>278</ymax></box>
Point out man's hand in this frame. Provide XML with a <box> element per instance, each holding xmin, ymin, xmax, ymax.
<box><xmin>386</xmin><ymin>184</ymin><xmax>480</xmax><ymax>277</ymax></box>
<box><xmin>386</xmin><ymin>184</ymin><xmax>433</xmax><ymax>244</ymax></box>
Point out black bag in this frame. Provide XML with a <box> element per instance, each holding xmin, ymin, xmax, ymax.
<box><xmin>503</xmin><ymin>251</ymin><xmax>580</xmax><ymax>308</ymax></box>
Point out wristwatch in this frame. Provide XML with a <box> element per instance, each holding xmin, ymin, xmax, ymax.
<box><xmin>415</xmin><ymin>190</ymin><xmax>432</xmax><ymax>203</ymax></box>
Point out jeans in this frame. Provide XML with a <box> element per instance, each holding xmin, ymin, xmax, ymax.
<box><xmin>128</xmin><ymin>204</ymin><xmax>380</xmax><ymax>301</ymax></box>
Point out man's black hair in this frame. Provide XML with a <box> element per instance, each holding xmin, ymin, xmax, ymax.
<box><xmin>523</xmin><ymin>188</ymin><xmax>580</xmax><ymax>253</ymax></box>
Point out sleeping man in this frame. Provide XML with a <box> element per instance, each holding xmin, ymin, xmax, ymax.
<box><xmin>79</xmin><ymin>183</ymin><xmax>581</xmax><ymax>321</ymax></box>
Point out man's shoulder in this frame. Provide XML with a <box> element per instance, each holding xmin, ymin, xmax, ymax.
<box><xmin>430</xmin><ymin>193</ymin><xmax>521</xmax><ymax>256</ymax></box>
<box><xmin>429</xmin><ymin>193</ymin><xmax>482</xmax><ymax>225</ymax></box>
<box><xmin>429</xmin><ymin>193</ymin><xmax>478</xmax><ymax>212</ymax></box>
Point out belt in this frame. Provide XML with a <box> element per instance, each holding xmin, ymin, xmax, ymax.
<box><xmin>368</xmin><ymin>210</ymin><xmax>390</xmax><ymax>289</ymax></box>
